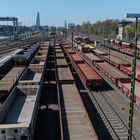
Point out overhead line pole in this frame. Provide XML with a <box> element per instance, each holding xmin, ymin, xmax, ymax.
<box><xmin>125</xmin><ymin>13</ymin><xmax>139</xmax><ymax>140</ymax></box>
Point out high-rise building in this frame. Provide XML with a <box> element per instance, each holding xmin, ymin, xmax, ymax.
<box><xmin>35</xmin><ymin>12</ymin><xmax>40</xmax><ymax>30</ymax></box>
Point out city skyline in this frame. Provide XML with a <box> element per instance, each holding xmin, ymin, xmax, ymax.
<box><xmin>0</xmin><ymin>0</ymin><xmax>139</xmax><ymax>27</ymax></box>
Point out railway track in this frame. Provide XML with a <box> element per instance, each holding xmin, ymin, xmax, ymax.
<box><xmin>97</xmin><ymin>45</ymin><xmax>140</xmax><ymax>67</ymax></box>
<box><xmin>80</xmin><ymin>53</ymin><xmax>139</xmax><ymax>139</ymax></box>
<box><xmin>64</xmin><ymin>41</ymin><xmax>140</xmax><ymax>140</ymax></box>
<box><xmin>72</xmin><ymin>73</ymin><xmax>136</xmax><ymax>140</ymax></box>
<box><xmin>91</xmin><ymin>90</ymin><xmax>136</xmax><ymax>140</ymax></box>
<box><xmin>0</xmin><ymin>45</ymin><xmax>19</xmax><ymax>56</ymax></box>
<box><xmin>0</xmin><ymin>37</ymin><xmax>40</xmax><ymax>57</ymax></box>
<box><xmin>0</xmin><ymin>47</ymin><xmax>17</xmax><ymax>56</ymax></box>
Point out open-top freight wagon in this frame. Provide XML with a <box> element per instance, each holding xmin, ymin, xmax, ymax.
<box><xmin>120</xmin><ymin>65</ymin><xmax>140</xmax><ymax>81</ymax></box>
<box><xmin>63</xmin><ymin>45</ymin><xmax>102</xmax><ymax>88</ymax></box>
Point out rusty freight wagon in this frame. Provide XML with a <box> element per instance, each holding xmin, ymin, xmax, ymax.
<box><xmin>83</xmin><ymin>52</ymin><xmax>104</xmax><ymax>64</ymax></box>
<box><xmin>120</xmin><ymin>65</ymin><xmax>140</xmax><ymax>81</ymax></box>
<box><xmin>118</xmin><ymin>80</ymin><xmax>140</xmax><ymax>106</ymax></box>
<box><xmin>0</xmin><ymin>67</ymin><xmax>25</xmax><ymax>100</ymax></box>
<box><xmin>101</xmin><ymin>55</ymin><xmax>130</xmax><ymax>69</ymax></box>
<box><xmin>62</xmin><ymin>44</ymin><xmax>102</xmax><ymax>88</ymax></box>
<box><xmin>71</xmin><ymin>53</ymin><xmax>84</xmax><ymax>63</ymax></box>
<box><xmin>95</xmin><ymin>62</ymin><xmax>131</xmax><ymax>85</ymax></box>
<box><xmin>76</xmin><ymin>63</ymin><xmax>102</xmax><ymax>87</ymax></box>
<box><xmin>66</xmin><ymin>48</ymin><xmax>76</xmax><ymax>54</ymax></box>
<box><xmin>91</xmin><ymin>49</ymin><xmax>108</xmax><ymax>57</ymax></box>
<box><xmin>60</xmin><ymin>84</ymin><xmax>98</xmax><ymax>140</ymax></box>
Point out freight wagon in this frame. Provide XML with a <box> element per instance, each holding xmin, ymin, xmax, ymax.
<box><xmin>56</xmin><ymin>52</ymin><xmax>65</xmax><ymax>59</ymax></box>
<box><xmin>71</xmin><ymin>54</ymin><xmax>84</xmax><ymax>63</ymax></box>
<box><xmin>65</xmin><ymin>48</ymin><xmax>76</xmax><ymax>54</ymax></box>
<box><xmin>0</xmin><ymin>67</ymin><xmax>25</xmax><ymax>101</ymax></box>
<box><xmin>91</xmin><ymin>49</ymin><xmax>108</xmax><ymax>57</ymax></box>
<box><xmin>30</xmin><ymin>56</ymin><xmax>45</xmax><ymax>68</ymax></box>
<box><xmin>0</xmin><ymin>42</ymin><xmax>49</xmax><ymax>140</ymax></box>
<box><xmin>13</xmin><ymin>43</ymin><xmax>40</xmax><ymax>65</ymax></box>
<box><xmin>57</xmin><ymin>67</ymin><xmax>74</xmax><ymax>84</ymax></box>
<box><xmin>56</xmin><ymin>58</ymin><xmax>68</xmax><ymax>68</ymax></box>
<box><xmin>118</xmin><ymin>80</ymin><xmax>140</xmax><ymax>106</ymax></box>
<box><xmin>120</xmin><ymin>65</ymin><xmax>140</xmax><ymax>81</ymax></box>
<box><xmin>55</xmin><ymin>48</ymin><xmax>62</xmax><ymax>53</ymax></box>
<box><xmin>76</xmin><ymin>63</ymin><xmax>102</xmax><ymax>88</ymax></box>
<box><xmin>60</xmin><ymin>84</ymin><xmax>98</xmax><ymax>140</ymax></box>
<box><xmin>30</xmin><ymin>44</ymin><xmax>49</xmax><ymax>66</ymax></box>
<box><xmin>63</xmin><ymin>46</ymin><xmax>102</xmax><ymax>88</ymax></box>
<box><xmin>101</xmin><ymin>55</ymin><xmax>130</xmax><ymax>69</ymax></box>
<box><xmin>18</xmin><ymin>67</ymin><xmax>43</xmax><ymax>86</ymax></box>
<box><xmin>0</xmin><ymin>86</ymin><xmax>41</xmax><ymax>140</ymax></box>
<box><xmin>111</xmin><ymin>40</ymin><xmax>140</xmax><ymax>59</ymax></box>
<box><xmin>94</xmin><ymin>62</ymin><xmax>131</xmax><ymax>86</ymax></box>
<box><xmin>56</xmin><ymin>51</ymin><xmax>99</xmax><ymax>140</ymax></box>
<box><xmin>82</xmin><ymin>52</ymin><xmax>104</xmax><ymax>64</ymax></box>
<box><xmin>0</xmin><ymin>49</ymin><xmax>22</xmax><ymax>79</ymax></box>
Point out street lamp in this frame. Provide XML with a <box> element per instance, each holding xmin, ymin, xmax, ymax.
<box><xmin>125</xmin><ymin>13</ymin><xmax>140</xmax><ymax>140</ymax></box>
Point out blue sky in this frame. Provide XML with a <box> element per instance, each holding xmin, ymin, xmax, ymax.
<box><xmin>0</xmin><ymin>0</ymin><xmax>139</xmax><ymax>26</ymax></box>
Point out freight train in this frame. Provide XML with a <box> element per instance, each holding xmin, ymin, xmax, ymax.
<box><xmin>0</xmin><ymin>42</ymin><xmax>49</xmax><ymax>140</ymax></box>
<box><xmin>76</xmin><ymin>35</ymin><xmax>140</xmax><ymax>59</ymax></box>
<box><xmin>55</xmin><ymin>44</ymin><xmax>99</xmax><ymax>140</ymax></box>
<box><xmin>13</xmin><ymin>43</ymin><xmax>40</xmax><ymax>65</ymax></box>
<box><xmin>62</xmin><ymin>43</ymin><xmax>102</xmax><ymax>89</ymax></box>
<box><xmin>79</xmin><ymin>45</ymin><xmax>140</xmax><ymax>107</ymax></box>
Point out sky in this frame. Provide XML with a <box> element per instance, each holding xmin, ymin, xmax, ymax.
<box><xmin>0</xmin><ymin>0</ymin><xmax>140</xmax><ymax>27</ymax></box>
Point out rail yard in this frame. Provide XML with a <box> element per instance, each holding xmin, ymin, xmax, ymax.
<box><xmin>0</xmin><ymin>35</ymin><xmax>139</xmax><ymax>140</ymax></box>
<box><xmin>1</xmin><ymin>0</ymin><xmax>140</xmax><ymax>139</ymax></box>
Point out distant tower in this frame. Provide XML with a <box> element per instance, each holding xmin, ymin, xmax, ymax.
<box><xmin>64</xmin><ymin>20</ymin><xmax>67</xmax><ymax>38</ymax></box>
<box><xmin>64</xmin><ymin>20</ymin><xmax>67</xmax><ymax>29</ymax></box>
<box><xmin>36</xmin><ymin>12</ymin><xmax>40</xmax><ymax>30</ymax></box>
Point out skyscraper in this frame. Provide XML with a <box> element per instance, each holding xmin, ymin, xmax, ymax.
<box><xmin>36</xmin><ymin>12</ymin><xmax>40</xmax><ymax>30</ymax></box>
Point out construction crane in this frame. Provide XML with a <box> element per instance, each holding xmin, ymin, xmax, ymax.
<box><xmin>0</xmin><ymin>17</ymin><xmax>18</xmax><ymax>40</ymax></box>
